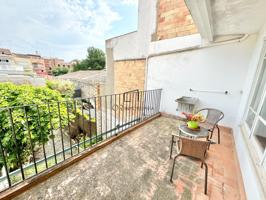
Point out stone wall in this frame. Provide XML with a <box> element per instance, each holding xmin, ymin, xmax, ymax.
<box><xmin>156</xmin><ymin>0</ymin><xmax>198</xmax><ymax>40</ymax></box>
<box><xmin>114</xmin><ymin>59</ymin><xmax>146</xmax><ymax>93</ymax></box>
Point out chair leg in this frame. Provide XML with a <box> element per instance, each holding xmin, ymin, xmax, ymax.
<box><xmin>201</xmin><ymin>150</ymin><xmax>207</xmax><ymax>168</ymax></box>
<box><xmin>206</xmin><ymin>136</ymin><xmax>211</xmax><ymax>150</ymax></box>
<box><xmin>203</xmin><ymin>162</ymin><xmax>208</xmax><ymax>195</ymax></box>
<box><xmin>170</xmin><ymin>135</ymin><xmax>174</xmax><ymax>159</ymax></box>
<box><xmin>210</xmin><ymin>130</ymin><xmax>213</xmax><ymax>139</ymax></box>
<box><xmin>170</xmin><ymin>155</ymin><xmax>179</xmax><ymax>182</ymax></box>
<box><xmin>217</xmin><ymin>125</ymin><xmax>220</xmax><ymax>144</ymax></box>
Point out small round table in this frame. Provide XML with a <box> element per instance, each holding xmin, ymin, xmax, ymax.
<box><xmin>178</xmin><ymin>124</ymin><xmax>209</xmax><ymax>138</ymax></box>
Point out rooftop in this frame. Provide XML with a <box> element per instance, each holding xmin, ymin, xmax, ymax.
<box><xmin>57</xmin><ymin>70</ymin><xmax>106</xmax><ymax>84</ymax></box>
<box><xmin>0</xmin><ymin>48</ymin><xmax>11</xmax><ymax>55</ymax></box>
<box><xmin>14</xmin><ymin>116</ymin><xmax>245</xmax><ymax>200</ymax></box>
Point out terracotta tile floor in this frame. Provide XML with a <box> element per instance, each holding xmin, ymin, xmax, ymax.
<box><xmin>192</xmin><ymin>125</ymin><xmax>246</xmax><ymax>200</ymax></box>
<box><xmin>14</xmin><ymin>117</ymin><xmax>246</xmax><ymax>200</ymax></box>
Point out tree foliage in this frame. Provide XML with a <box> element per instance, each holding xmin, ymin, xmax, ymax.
<box><xmin>46</xmin><ymin>80</ymin><xmax>75</xmax><ymax>98</ymax></box>
<box><xmin>0</xmin><ymin>83</ymin><xmax>75</xmax><ymax>171</ymax></box>
<box><xmin>52</xmin><ymin>67</ymin><xmax>69</xmax><ymax>76</ymax></box>
<box><xmin>73</xmin><ymin>47</ymin><xmax>105</xmax><ymax>71</ymax></box>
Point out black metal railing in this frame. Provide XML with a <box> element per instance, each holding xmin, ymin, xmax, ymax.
<box><xmin>0</xmin><ymin>89</ymin><xmax>162</xmax><ymax>192</ymax></box>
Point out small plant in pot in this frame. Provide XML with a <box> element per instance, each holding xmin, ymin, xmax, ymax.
<box><xmin>182</xmin><ymin>112</ymin><xmax>204</xmax><ymax>129</ymax></box>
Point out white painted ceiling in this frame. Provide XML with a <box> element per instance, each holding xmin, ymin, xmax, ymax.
<box><xmin>211</xmin><ymin>0</ymin><xmax>266</xmax><ymax>36</ymax></box>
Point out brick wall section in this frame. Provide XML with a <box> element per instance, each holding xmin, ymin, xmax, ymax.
<box><xmin>156</xmin><ymin>0</ymin><xmax>198</xmax><ymax>40</ymax></box>
<box><xmin>114</xmin><ymin>60</ymin><xmax>146</xmax><ymax>93</ymax></box>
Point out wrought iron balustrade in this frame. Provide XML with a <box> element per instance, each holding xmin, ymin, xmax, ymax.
<box><xmin>0</xmin><ymin>89</ymin><xmax>162</xmax><ymax>192</ymax></box>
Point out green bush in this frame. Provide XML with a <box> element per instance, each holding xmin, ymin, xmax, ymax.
<box><xmin>46</xmin><ymin>79</ymin><xmax>75</xmax><ymax>98</ymax></box>
<box><xmin>52</xmin><ymin>68</ymin><xmax>69</xmax><ymax>76</ymax></box>
<box><xmin>0</xmin><ymin>83</ymin><xmax>75</xmax><ymax>171</ymax></box>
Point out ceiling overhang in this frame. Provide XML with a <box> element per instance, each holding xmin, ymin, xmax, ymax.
<box><xmin>185</xmin><ymin>0</ymin><xmax>266</xmax><ymax>42</ymax></box>
<box><xmin>185</xmin><ymin>0</ymin><xmax>214</xmax><ymax>42</ymax></box>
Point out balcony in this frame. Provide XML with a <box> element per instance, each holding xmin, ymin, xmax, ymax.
<box><xmin>3</xmin><ymin>115</ymin><xmax>244</xmax><ymax>199</ymax></box>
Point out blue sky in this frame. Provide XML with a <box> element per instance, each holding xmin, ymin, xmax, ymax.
<box><xmin>0</xmin><ymin>0</ymin><xmax>138</xmax><ymax>61</ymax></box>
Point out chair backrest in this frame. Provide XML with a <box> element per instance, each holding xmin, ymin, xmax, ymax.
<box><xmin>197</xmin><ymin>108</ymin><xmax>224</xmax><ymax>126</ymax></box>
<box><xmin>176</xmin><ymin>136</ymin><xmax>210</xmax><ymax>161</ymax></box>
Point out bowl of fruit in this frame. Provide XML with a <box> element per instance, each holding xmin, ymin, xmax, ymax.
<box><xmin>182</xmin><ymin>112</ymin><xmax>204</xmax><ymax>130</ymax></box>
<box><xmin>187</xmin><ymin>120</ymin><xmax>199</xmax><ymax>129</ymax></box>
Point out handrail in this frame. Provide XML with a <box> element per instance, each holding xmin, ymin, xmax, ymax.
<box><xmin>123</xmin><ymin>89</ymin><xmax>139</xmax><ymax>102</ymax></box>
<box><xmin>189</xmin><ymin>88</ymin><xmax>228</xmax><ymax>95</ymax></box>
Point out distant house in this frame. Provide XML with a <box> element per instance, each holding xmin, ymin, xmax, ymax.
<box><xmin>25</xmin><ymin>54</ymin><xmax>47</xmax><ymax>77</ymax></box>
<box><xmin>13</xmin><ymin>53</ymin><xmax>34</xmax><ymax>75</ymax></box>
<box><xmin>44</xmin><ymin>58</ymin><xmax>74</xmax><ymax>75</ymax></box>
<box><xmin>0</xmin><ymin>48</ymin><xmax>75</xmax><ymax>77</ymax></box>
<box><xmin>0</xmin><ymin>48</ymin><xmax>32</xmax><ymax>76</ymax></box>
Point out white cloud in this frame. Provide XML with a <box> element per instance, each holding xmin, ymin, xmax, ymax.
<box><xmin>121</xmin><ymin>0</ymin><xmax>138</xmax><ymax>5</ymax></box>
<box><xmin>0</xmin><ymin>0</ymin><xmax>121</xmax><ymax>61</ymax></box>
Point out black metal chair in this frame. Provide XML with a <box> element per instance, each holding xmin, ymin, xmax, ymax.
<box><xmin>170</xmin><ymin>136</ymin><xmax>210</xmax><ymax>194</ymax></box>
<box><xmin>195</xmin><ymin>108</ymin><xmax>224</xmax><ymax>144</ymax></box>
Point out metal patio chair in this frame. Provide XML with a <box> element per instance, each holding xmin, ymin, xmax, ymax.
<box><xmin>170</xmin><ymin>136</ymin><xmax>210</xmax><ymax>194</ymax></box>
<box><xmin>195</xmin><ymin>108</ymin><xmax>224</xmax><ymax>144</ymax></box>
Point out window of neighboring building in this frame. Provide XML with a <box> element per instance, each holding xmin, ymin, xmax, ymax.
<box><xmin>245</xmin><ymin>41</ymin><xmax>266</xmax><ymax>164</ymax></box>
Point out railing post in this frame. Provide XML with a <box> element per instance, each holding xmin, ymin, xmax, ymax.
<box><xmin>57</xmin><ymin>102</ymin><xmax>65</xmax><ymax>160</ymax></box>
<box><xmin>24</xmin><ymin>106</ymin><xmax>38</xmax><ymax>175</ymax></box>
<box><xmin>36</xmin><ymin>105</ymin><xmax>48</xmax><ymax>169</ymax></box>
<box><xmin>8</xmin><ymin>108</ymin><xmax>25</xmax><ymax>180</ymax></box>
<box><xmin>47</xmin><ymin>102</ymin><xmax>58</xmax><ymax>164</ymax></box>
<box><xmin>0</xmin><ymin>119</ymin><xmax>11</xmax><ymax>187</ymax></box>
<box><xmin>66</xmin><ymin>101</ymin><xmax>73</xmax><ymax>157</ymax></box>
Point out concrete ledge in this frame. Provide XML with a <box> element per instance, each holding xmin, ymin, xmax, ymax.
<box><xmin>232</xmin><ymin>129</ymin><xmax>247</xmax><ymax>200</ymax></box>
<box><xmin>114</xmin><ymin>58</ymin><xmax>146</xmax><ymax>62</ymax></box>
<box><xmin>148</xmin><ymin>34</ymin><xmax>201</xmax><ymax>56</ymax></box>
<box><xmin>0</xmin><ymin>113</ymin><xmax>161</xmax><ymax>200</ymax></box>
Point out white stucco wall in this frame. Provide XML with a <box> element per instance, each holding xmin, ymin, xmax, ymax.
<box><xmin>146</xmin><ymin>34</ymin><xmax>257</xmax><ymax>127</ymax></box>
<box><xmin>106</xmin><ymin>0</ymin><xmax>158</xmax><ymax>61</ymax></box>
<box><xmin>106</xmin><ymin>32</ymin><xmax>140</xmax><ymax>60</ymax></box>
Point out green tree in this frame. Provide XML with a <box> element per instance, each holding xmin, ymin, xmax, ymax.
<box><xmin>52</xmin><ymin>67</ymin><xmax>69</xmax><ymax>76</ymax></box>
<box><xmin>46</xmin><ymin>80</ymin><xmax>75</xmax><ymax>98</ymax></box>
<box><xmin>0</xmin><ymin>83</ymin><xmax>75</xmax><ymax>171</ymax></box>
<box><xmin>73</xmin><ymin>47</ymin><xmax>105</xmax><ymax>71</ymax></box>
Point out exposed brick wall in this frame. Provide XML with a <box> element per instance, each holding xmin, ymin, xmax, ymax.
<box><xmin>156</xmin><ymin>0</ymin><xmax>198</xmax><ymax>40</ymax></box>
<box><xmin>114</xmin><ymin>60</ymin><xmax>146</xmax><ymax>93</ymax></box>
